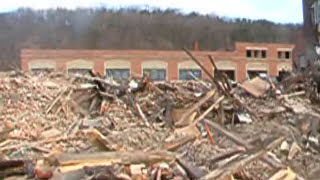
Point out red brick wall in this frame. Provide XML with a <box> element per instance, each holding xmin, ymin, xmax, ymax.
<box><xmin>21</xmin><ymin>42</ymin><xmax>294</xmax><ymax>82</ymax></box>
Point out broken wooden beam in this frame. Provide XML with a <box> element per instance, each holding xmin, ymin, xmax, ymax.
<box><xmin>56</xmin><ymin>151</ymin><xmax>176</xmax><ymax>173</ymax></box>
<box><xmin>277</xmin><ymin>91</ymin><xmax>305</xmax><ymax>100</ymax></box>
<box><xmin>176</xmin><ymin>157</ymin><xmax>206</xmax><ymax>180</ymax></box>
<box><xmin>268</xmin><ymin>168</ymin><xmax>300</xmax><ymax>180</ymax></box>
<box><xmin>82</xmin><ymin>128</ymin><xmax>120</xmax><ymax>151</ymax></box>
<box><xmin>204</xmin><ymin>120</ymin><xmax>285</xmax><ymax>171</ymax></box>
<box><xmin>176</xmin><ymin>89</ymin><xmax>216</xmax><ymax>126</ymax></box>
<box><xmin>135</xmin><ymin>103</ymin><xmax>150</xmax><ymax>127</ymax></box>
<box><xmin>202</xmin><ymin>137</ymin><xmax>285</xmax><ymax>180</ymax></box>
<box><xmin>208</xmin><ymin>148</ymin><xmax>245</xmax><ymax>164</ymax></box>
<box><xmin>191</xmin><ymin>96</ymin><xmax>225</xmax><ymax>126</ymax></box>
<box><xmin>203</xmin><ymin>119</ymin><xmax>253</xmax><ymax>149</ymax></box>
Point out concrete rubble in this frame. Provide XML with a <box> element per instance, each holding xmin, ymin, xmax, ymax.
<box><xmin>1</xmin><ymin>52</ymin><xmax>320</xmax><ymax>180</ymax></box>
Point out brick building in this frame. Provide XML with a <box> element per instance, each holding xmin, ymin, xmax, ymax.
<box><xmin>21</xmin><ymin>42</ymin><xmax>294</xmax><ymax>82</ymax></box>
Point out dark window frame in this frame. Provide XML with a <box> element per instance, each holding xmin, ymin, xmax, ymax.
<box><xmin>106</xmin><ymin>68</ymin><xmax>130</xmax><ymax>80</ymax></box>
<box><xmin>278</xmin><ymin>51</ymin><xmax>283</xmax><ymax>59</ymax></box>
<box><xmin>68</xmin><ymin>68</ymin><xmax>92</xmax><ymax>75</ymax></box>
<box><xmin>143</xmin><ymin>68</ymin><xmax>167</xmax><ymax>81</ymax></box>
<box><xmin>220</xmin><ymin>70</ymin><xmax>236</xmax><ymax>81</ymax></box>
<box><xmin>261</xmin><ymin>50</ymin><xmax>267</xmax><ymax>58</ymax></box>
<box><xmin>285</xmin><ymin>51</ymin><xmax>291</xmax><ymax>59</ymax></box>
<box><xmin>246</xmin><ymin>50</ymin><xmax>252</xmax><ymax>58</ymax></box>
<box><xmin>254</xmin><ymin>50</ymin><xmax>259</xmax><ymax>58</ymax></box>
<box><xmin>179</xmin><ymin>69</ymin><xmax>202</xmax><ymax>80</ymax></box>
<box><xmin>247</xmin><ymin>70</ymin><xmax>267</xmax><ymax>79</ymax></box>
<box><xmin>31</xmin><ymin>68</ymin><xmax>54</xmax><ymax>74</ymax></box>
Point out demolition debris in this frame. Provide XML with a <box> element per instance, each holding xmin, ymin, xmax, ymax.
<box><xmin>1</xmin><ymin>52</ymin><xmax>320</xmax><ymax>180</ymax></box>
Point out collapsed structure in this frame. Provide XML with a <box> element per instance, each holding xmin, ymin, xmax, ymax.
<box><xmin>21</xmin><ymin>42</ymin><xmax>294</xmax><ymax>82</ymax></box>
<box><xmin>0</xmin><ymin>2</ymin><xmax>318</xmax><ymax>180</ymax></box>
<box><xmin>1</xmin><ymin>49</ymin><xmax>320</xmax><ymax>179</ymax></box>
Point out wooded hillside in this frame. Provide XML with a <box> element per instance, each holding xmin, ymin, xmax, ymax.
<box><xmin>0</xmin><ymin>8</ymin><xmax>301</xmax><ymax>70</ymax></box>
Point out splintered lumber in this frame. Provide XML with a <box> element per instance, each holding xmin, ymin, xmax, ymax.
<box><xmin>209</xmin><ymin>148</ymin><xmax>245</xmax><ymax>164</ymax></box>
<box><xmin>173</xmin><ymin>96</ymin><xmax>223</xmax><ymax>142</ymax></box>
<box><xmin>261</xmin><ymin>153</ymin><xmax>285</xmax><ymax>170</ymax></box>
<box><xmin>172</xmin><ymin>109</ymin><xmax>197</xmax><ymax>127</ymax></box>
<box><xmin>176</xmin><ymin>89</ymin><xmax>216</xmax><ymax>126</ymax></box>
<box><xmin>202</xmin><ymin>137</ymin><xmax>285</xmax><ymax>180</ymax></box>
<box><xmin>174</xmin><ymin>124</ymin><xmax>201</xmax><ymax>139</ymax></box>
<box><xmin>148</xmin><ymin>81</ymin><xmax>165</xmax><ymax>94</ymax></box>
<box><xmin>277</xmin><ymin>91</ymin><xmax>305</xmax><ymax>100</ymax></box>
<box><xmin>203</xmin><ymin>119</ymin><xmax>253</xmax><ymax>149</ymax></box>
<box><xmin>89</xmin><ymin>97</ymin><xmax>98</xmax><ymax>111</ymax></box>
<box><xmin>82</xmin><ymin>128</ymin><xmax>120</xmax><ymax>151</ymax></box>
<box><xmin>205</xmin><ymin>119</ymin><xmax>284</xmax><ymax>170</ymax></box>
<box><xmin>0</xmin><ymin>160</ymin><xmax>30</xmax><ymax>177</ymax></box>
<box><xmin>56</xmin><ymin>151</ymin><xmax>176</xmax><ymax>173</ymax></box>
<box><xmin>191</xmin><ymin>95</ymin><xmax>225</xmax><ymax>126</ymax></box>
<box><xmin>126</xmin><ymin>93</ymin><xmax>150</xmax><ymax>127</ymax></box>
<box><xmin>136</xmin><ymin>103</ymin><xmax>150</xmax><ymax>127</ymax></box>
<box><xmin>46</xmin><ymin>88</ymin><xmax>68</xmax><ymax>114</ymax></box>
<box><xmin>268</xmin><ymin>168</ymin><xmax>297</xmax><ymax>180</ymax></box>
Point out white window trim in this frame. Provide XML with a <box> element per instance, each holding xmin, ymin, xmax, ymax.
<box><xmin>66</xmin><ymin>59</ymin><xmax>93</xmax><ymax>74</ymax></box>
<box><xmin>28</xmin><ymin>60</ymin><xmax>57</xmax><ymax>71</ymax></box>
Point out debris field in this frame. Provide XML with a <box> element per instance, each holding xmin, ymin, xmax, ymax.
<box><xmin>0</xmin><ymin>51</ymin><xmax>320</xmax><ymax>180</ymax></box>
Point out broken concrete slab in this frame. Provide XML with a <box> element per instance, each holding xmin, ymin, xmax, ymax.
<box><xmin>239</xmin><ymin>77</ymin><xmax>270</xmax><ymax>97</ymax></box>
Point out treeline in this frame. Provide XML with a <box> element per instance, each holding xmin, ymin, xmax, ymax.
<box><xmin>0</xmin><ymin>8</ymin><xmax>301</xmax><ymax>70</ymax></box>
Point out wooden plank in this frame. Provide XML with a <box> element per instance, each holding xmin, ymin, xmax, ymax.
<box><xmin>56</xmin><ymin>151</ymin><xmax>176</xmax><ymax>173</ymax></box>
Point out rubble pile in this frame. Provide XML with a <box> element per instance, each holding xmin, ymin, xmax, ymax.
<box><xmin>1</xmin><ymin>53</ymin><xmax>320</xmax><ymax>180</ymax></box>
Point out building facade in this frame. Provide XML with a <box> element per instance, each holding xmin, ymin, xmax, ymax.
<box><xmin>299</xmin><ymin>0</ymin><xmax>320</xmax><ymax>69</ymax></box>
<box><xmin>21</xmin><ymin>42</ymin><xmax>294</xmax><ymax>82</ymax></box>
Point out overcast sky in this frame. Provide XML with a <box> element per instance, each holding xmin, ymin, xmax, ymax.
<box><xmin>0</xmin><ymin>0</ymin><xmax>303</xmax><ymax>23</ymax></box>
